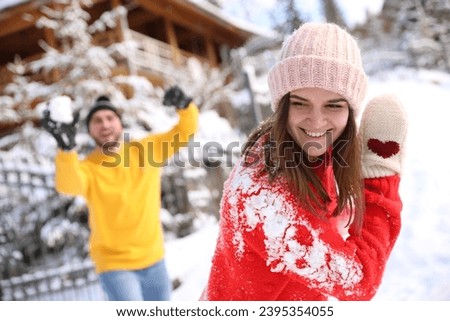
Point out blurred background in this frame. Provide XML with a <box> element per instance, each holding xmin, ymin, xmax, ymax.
<box><xmin>0</xmin><ymin>0</ymin><xmax>449</xmax><ymax>301</ymax></box>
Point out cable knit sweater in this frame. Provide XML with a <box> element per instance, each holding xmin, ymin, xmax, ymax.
<box><xmin>202</xmin><ymin>138</ymin><xmax>402</xmax><ymax>301</ymax></box>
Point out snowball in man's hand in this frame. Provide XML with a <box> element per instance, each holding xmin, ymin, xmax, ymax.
<box><xmin>48</xmin><ymin>96</ymin><xmax>73</xmax><ymax>123</ymax></box>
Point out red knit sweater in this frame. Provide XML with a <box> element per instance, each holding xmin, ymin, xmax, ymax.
<box><xmin>202</xmin><ymin>141</ymin><xmax>402</xmax><ymax>301</ymax></box>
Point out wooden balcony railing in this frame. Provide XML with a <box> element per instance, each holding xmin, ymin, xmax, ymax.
<box><xmin>0</xmin><ymin>30</ymin><xmax>210</xmax><ymax>92</ymax></box>
<box><xmin>126</xmin><ymin>30</ymin><xmax>208</xmax><ymax>83</ymax></box>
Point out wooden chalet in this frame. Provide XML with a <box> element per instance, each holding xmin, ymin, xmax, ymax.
<box><xmin>0</xmin><ymin>0</ymin><xmax>262</xmax><ymax>91</ymax></box>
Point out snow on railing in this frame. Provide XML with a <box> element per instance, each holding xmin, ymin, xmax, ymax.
<box><xmin>127</xmin><ymin>30</ymin><xmax>199</xmax><ymax>83</ymax></box>
<box><xmin>0</xmin><ymin>154</ymin><xmax>55</xmax><ymax>190</ymax></box>
<box><xmin>0</xmin><ymin>259</ymin><xmax>105</xmax><ymax>301</ymax></box>
<box><xmin>0</xmin><ymin>29</ymin><xmax>197</xmax><ymax>91</ymax></box>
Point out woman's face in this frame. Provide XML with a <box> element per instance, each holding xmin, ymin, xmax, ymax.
<box><xmin>287</xmin><ymin>87</ymin><xmax>349</xmax><ymax>159</ymax></box>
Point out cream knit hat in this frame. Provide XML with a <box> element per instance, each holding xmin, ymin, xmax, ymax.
<box><xmin>268</xmin><ymin>22</ymin><xmax>368</xmax><ymax>114</ymax></box>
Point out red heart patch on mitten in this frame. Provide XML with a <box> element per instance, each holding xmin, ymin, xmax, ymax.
<box><xmin>367</xmin><ymin>139</ymin><xmax>400</xmax><ymax>159</ymax></box>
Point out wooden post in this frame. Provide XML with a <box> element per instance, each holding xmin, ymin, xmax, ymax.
<box><xmin>110</xmin><ymin>0</ymin><xmax>124</xmax><ymax>42</ymax></box>
<box><xmin>205</xmin><ymin>36</ymin><xmax>218</xmax><ymax>67</ymax></box>
<box><xmin>43</xmin><ymin>17</ymin><xmax>60</xmax><ymax>82</ymax></box>
<box><xmin>164</xmin><ymin>18</ymin><xmax>181</xmax><ymax>66</ymax></box>
<box><xmin>110</xmin><ymin>0</ymin><xmax>137</xmax><ymax>75</ymax></box>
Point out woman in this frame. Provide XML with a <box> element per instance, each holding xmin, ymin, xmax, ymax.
<box><xmin>201</xmin><ymin>22</ymin><xmax>408</xmax><ymax>300</ymax></box>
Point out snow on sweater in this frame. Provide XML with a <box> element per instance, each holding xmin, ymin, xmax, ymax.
<box><xmin>203</xmin><ymin>138</ymin><xmax>402</xmax><ymax>301</ymax></box>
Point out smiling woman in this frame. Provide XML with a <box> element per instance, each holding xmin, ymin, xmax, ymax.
<box><xmin>201</xmin><ymin>22</ymin><xmax>408</xmax><ymax>301</ymax></box>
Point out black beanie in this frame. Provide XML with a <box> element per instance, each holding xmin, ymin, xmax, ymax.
<box><xmin>86</xmin><ymin>96</ymin><xmax>121</xmax><ymax>128</ymax></box>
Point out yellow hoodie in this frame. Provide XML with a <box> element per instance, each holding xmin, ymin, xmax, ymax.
<box><xmin>55</xmin><ymin>104</ymin><xmax>198</xmax><ymax>273</ymax></box>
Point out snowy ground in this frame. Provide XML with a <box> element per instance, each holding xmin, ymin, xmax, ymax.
<box><xmin>165</xmin><ymin>67</ymin><xmax>450</xmax><ymax>301</ymax></box>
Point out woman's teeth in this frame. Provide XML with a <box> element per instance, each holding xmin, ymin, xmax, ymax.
<box><xmin>304</xmin><ymin>130</ymin><xmax>327</xmax><ymax>138</ymax></box>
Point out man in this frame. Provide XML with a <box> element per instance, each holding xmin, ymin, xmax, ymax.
<box><xmin>42</xmin><ymin>86</ymin><xmax>198</xmax><ymax>300</ymax></box>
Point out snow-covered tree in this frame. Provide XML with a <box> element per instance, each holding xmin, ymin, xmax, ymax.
<box><xmin>271</xmin><ymin>0</ymin><xmax>305</xmax><ymax>35</ymax></box>
<box><xmin>347</xmin><ymin>0</ymin><xmax>450</xmax><ymax>75</ymax></box>
<box><xmin>0</xmin><ymin>0</ymin><xmax>262</xmax><ymax>297</ymax></box>
<box><xmin>320</xmin><ymin>0</ymin><xmax>346</xmax><ymax>28</ymax></box>
<box><xmin>370</xmin><ymin>0</ymin><xmax>450</xmax><ymax>72</ymax></box>
<box><xmin>205</xmin><ymin>0</ymin><xmax>222</xmax><ymax>8</ymax></box>
<box><xmin>420</xmin><ymin>0</ymin><xmax>450</xmax><ymax>72</ymax></box>
<box><xmin>0</xmin><ymin>0</ymin><xmax>187</xmax><ymax>286</ymax></box>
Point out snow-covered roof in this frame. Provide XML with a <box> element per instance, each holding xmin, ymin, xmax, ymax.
<box><xmin>0</xmin><ymin>0</ymin><xmax>279</xmax><ymax>41</ymax></box>
<box><xmin>0</xmin><ymin>0</ymin><xmax>29</xmax><ymax>11</ymax></box>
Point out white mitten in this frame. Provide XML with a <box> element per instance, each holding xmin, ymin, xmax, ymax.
<box><xmin>360</xmin><ymin>94</ymin><xmax>408</xmax><ymax>178</ymax></box>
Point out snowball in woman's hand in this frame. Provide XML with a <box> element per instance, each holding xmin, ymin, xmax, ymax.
<box><xmin>48</xmin><ymin>96</ymin><xmax>73</xmax><ymax>123</ymax></box>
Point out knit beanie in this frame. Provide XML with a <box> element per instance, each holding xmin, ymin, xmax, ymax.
<box><xmin>86</xmin><ymin>96</ymin><xmax>121</xmax><ymax>129</ymax></box>
<box><xmin>268</xmin><ymin>22</ymin><xmax>368</xmax><ymax>114</ymax></box>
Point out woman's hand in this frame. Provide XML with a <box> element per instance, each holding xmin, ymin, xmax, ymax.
<box><xmin>359</xmin><ymin>94</ymin><xmax>408</xmax><ymax>178</ymax></box>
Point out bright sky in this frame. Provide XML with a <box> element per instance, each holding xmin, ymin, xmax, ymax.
<box><xmin>338</xmin><ymin>0</ymin><xmax>385</xmax><ymax>27</ymax></box>
<box><xmin>219</xmin><ymin>0</ymin><xmax>385</xmax><ymax>29</ymax></box>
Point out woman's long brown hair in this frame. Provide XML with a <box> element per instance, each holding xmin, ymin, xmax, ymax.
<box><xmin>243</xmin><ymin>93</ymin><xmax>365</xmax><ymax>234</ymax></box>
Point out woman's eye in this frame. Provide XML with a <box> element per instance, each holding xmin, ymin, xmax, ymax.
<box><xmin>291</xmin><ymin>101</ymin><xmax>307</xmax><ymax>107</ymax></box>
<box><xmin>326</xmin><ymin>104</ymin><xmax>344</xmax><ymax>109</ymax></box>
